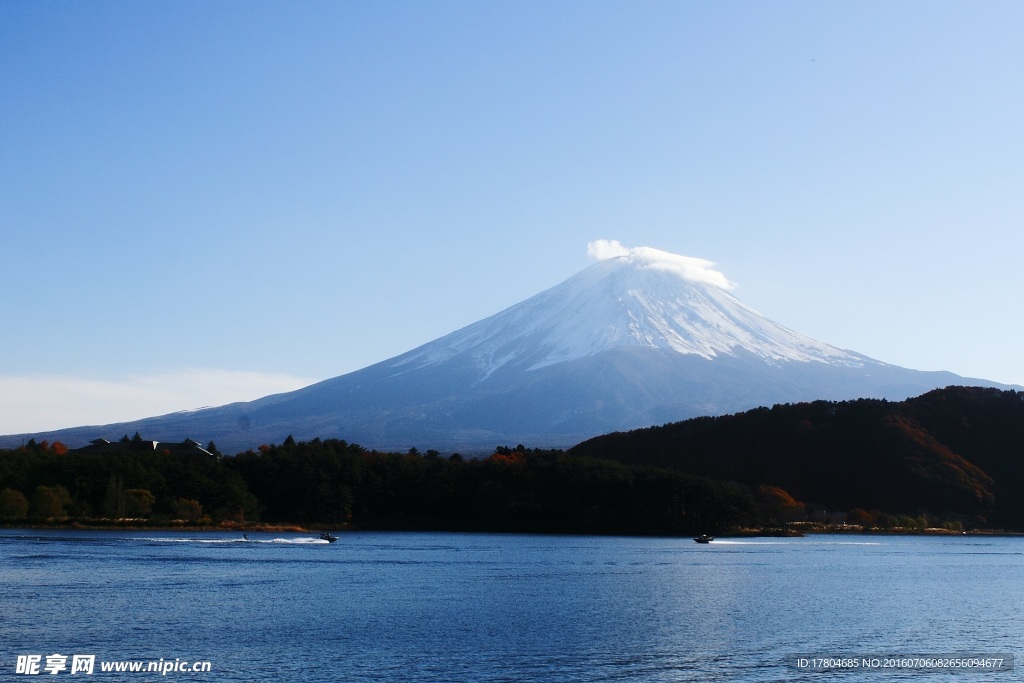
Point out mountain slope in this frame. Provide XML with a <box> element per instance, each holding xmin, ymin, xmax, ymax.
<box><xmin>3</xmin><ymin>245</ymin><xmax>1016</xmax><ymax>453</ymax></box>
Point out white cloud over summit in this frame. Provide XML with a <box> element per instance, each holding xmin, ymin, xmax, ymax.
<box><xmin>586</xmin><ymin>239</ymin><xmax>735</xmax><ymax>290</ymax></box>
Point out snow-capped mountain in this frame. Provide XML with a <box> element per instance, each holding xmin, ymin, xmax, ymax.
<box><xmin>4</xmin><ymin>243</ymin><xmax>1016</xmax><ymax>453</ymax></box>
<box><xmin>394</xmin><ymin>244</ymin><xmax>862</xmax><ymax>375</ymax></box>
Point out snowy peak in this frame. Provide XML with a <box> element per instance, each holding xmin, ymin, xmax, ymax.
<box><xmin>585</xmin><ymin>239</ymin><xmax>738</xmax><ymax>290</ymax></box>
<box><xmin>394</xmin><ymin>242</ymin><xmax>865</xmax><ymax>378</ymax></box>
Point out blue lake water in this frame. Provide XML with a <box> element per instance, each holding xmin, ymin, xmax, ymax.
<box><xmin>0</xmin><ymin>530</ymin><xmax>1020</xmax><ymax>681</ymax></box>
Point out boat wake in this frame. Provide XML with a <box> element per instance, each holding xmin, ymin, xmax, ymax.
<box><xmin>710</xmin><ymin>540</ymin><xmax>882</xmax><ymax>546</ymax></box>
<box><xmin>129</xmin><ymin>536</ymin><xmax>330</xmax><ymax>545</ymax></box>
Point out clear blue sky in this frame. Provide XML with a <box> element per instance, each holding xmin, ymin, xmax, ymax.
<box><xmin>2</xmin><ymin>1</ymin><xmax>1022</xmax><ymax>433</ymax></box>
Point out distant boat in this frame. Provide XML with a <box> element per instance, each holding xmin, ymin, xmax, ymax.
<box><xmin>319</xmin><ymin>531</ymin><xmax>338</xmax><ymax>543</ymax></box>
<box><xmin>693</xmin><ymin>534</ymin><xmax>714</xmax><ymax>544</ymax></box>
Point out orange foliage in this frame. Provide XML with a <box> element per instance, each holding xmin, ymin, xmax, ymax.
<box><xmin>757</xmin><ymin>485</ymin><xmax>802</xmax><ymax>510</ymax></box>
<box><xmin>846</xmin><ymin>508</ymin><xmax>875</xmax><ymax>526</ymax></box>
<box><xmin>489</xmin><ymin>451</ymin><xmax>525</xmax><ymax>465</ymax></box>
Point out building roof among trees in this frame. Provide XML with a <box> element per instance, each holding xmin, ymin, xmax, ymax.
<box><xmin>74</xmin><ymin>435</ymin><xmax>214</xmax><ymax>457</ymax></box>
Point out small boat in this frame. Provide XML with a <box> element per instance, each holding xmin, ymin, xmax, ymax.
<box><xmin>693</xmin><ymin>534</ymin><xmax>714</xmax><ymax>544</ymax></box>
<box><xmin>319</xmin><ymin>531</ymin><xmax>338</xmax><ymax>543</ymax></box>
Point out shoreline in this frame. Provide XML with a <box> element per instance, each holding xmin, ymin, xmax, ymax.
<box><xmin>3</xmin><ymin>520</ymin><xmax>1023</xmax><ymax>537</ymax></box>
<box><xmin>0</xmin><ymin>520</ymin><xmax>312</xmax><ymax>533</ymax></box>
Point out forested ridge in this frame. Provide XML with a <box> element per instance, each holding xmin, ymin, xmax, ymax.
<box><xmin>572</xmin><ymin>386</ymin><xmax>1024</xmax><ymax>530</ymax></box>
<box><xmin>3</xmin><ymin>386</ymin><xmax>1023</xmax><ymax>534</ymax></box>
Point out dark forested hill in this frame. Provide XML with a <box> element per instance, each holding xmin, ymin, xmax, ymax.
<box><xmin>570</xmin><ymin>387</ymin><xmax>1024</xmax><ymax>528</ymax></box>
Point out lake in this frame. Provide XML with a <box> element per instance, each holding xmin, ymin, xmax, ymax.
<box><xmin>0</xmin><ymin>530</ymin><xmax>1019</xmax><ymax>681</ymax></box>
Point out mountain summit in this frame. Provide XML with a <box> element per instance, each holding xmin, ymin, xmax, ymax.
<box><xmin>397</xmin><ymin>241</ymin><xmax>862</xmax><ymax>375</ymax></box>
<box><xmin>5</xmin><ymin>242</ymin><xmax>1015</xmax><ymax>453</ymax></box>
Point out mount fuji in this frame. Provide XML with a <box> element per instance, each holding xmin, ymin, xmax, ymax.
<box><xmin>6</xmin><ymin>242</ymin><xmax>1015</xmax><ymax>453</ymax></box>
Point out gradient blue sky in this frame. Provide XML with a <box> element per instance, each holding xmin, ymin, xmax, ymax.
<box><xmin>2</xmin><ymin>1</ymin><xmax>1022</xmax><ymax>433</ymax></box>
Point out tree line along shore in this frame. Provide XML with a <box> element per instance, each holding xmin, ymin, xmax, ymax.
<box><xmin>6</xmin><ymin>390</ymin><xmax>1023</xmax><ymax>538</ymax></box>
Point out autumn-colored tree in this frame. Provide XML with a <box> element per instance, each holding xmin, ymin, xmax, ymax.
<box><xmin>488</xmin><ymin>451</ymin><xmax>525</xmax><ymax>465</ymax></box>
<box><xmin>756</xmin><ymin>485</ymin><xmax>805</xmax><ymax>524</ymax></box>
<box><xmin>846</xmin><ymin>508</ymin><xmax>875</xmax><ymax>527</ymax></box>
